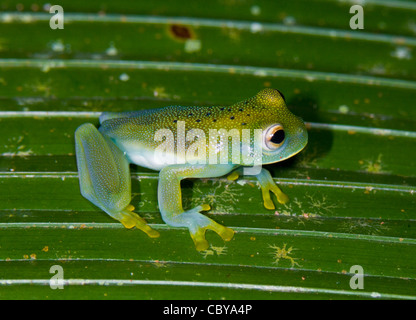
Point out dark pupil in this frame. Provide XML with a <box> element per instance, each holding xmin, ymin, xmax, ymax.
<box><xmin>271</xmin><ymin>130</ymin><xmax>285</xmax><ymax>144</ymax></box>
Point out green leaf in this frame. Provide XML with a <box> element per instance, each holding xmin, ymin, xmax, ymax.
<box><xmin>0</xmin><ymin>1</ymin><xmax>416</xmax><ymax>299</ymax></box>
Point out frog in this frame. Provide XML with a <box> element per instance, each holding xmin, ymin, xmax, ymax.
<box><xmin>74</xmin><ymin>88</ymin><xmax>308</xmax><ymax>251</ymax></box>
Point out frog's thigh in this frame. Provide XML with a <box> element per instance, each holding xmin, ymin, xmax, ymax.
<box><xmin>75</xmin><ymin>123</ymin><xmax>131</xmax><ymax>214</ymax></box>
<box><xmin>158</xmin><ymin>164</ymin><xmax>235</xmax><ymax>251</ymax></box>
<box><xmin>255</xmin><ymin>168</ymin><xmax>289</xmax><ymax>209</ymax></box>
<box><xmin>75</xmin><ymin>123</ymin><xmax>159</xmax><ymax>238</ymax></box>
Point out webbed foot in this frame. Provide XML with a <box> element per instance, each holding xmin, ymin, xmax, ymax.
<box><xmin>255</xmin><ymin>168</ymin><xmax>289</xmax><ymax>210</ymax></box>
<box><xmin>181</xmin><ymin>205</ymin><xmax>234</xmax><ymax>251</ymax></box>
<box><xmin>260</xmin><ymin>183</ymin><xmax>289</xmax><ymax>209</ymax></box>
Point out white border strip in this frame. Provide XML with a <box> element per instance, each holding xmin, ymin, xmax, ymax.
<box><xmin>0</xmin><ymin>278</ymin><xmax>413</xmax><ymax>299</ymax></box>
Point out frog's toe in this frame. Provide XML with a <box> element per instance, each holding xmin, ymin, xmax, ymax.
<box><xmin>263</xmin><ymin>198</ymin><xmax>276</xmax><ymax>210</ymax></box>
<box><xmin>185</xmin><ymin>206</ymin><xmax>234</xmax><ymax>251</ymax></box>
<box><xmin>261</xmin><ymin>188</ymin><xmax>276</xmax><ymax>210</ymax></box>
<box><xmin>120</xmin><ymin>206</ymin><xmax>160</xmax><ymax>238</ymax></box>
<box><xmin>190</xmin><ymin>228</ymin><xmax>210</xmax><ymax>251</ymax></box>
<box><xmin>270</xmin><ymin>185</ymin><xmax>289</xmax><ymax>205</ymax></box>
<box><xmin>216</xmin><ymin>225</ymin><xmax>235</xmax><ymax>242</ymax></box>
<box><xmin>227</xmin><ymin>171</ymin><xmax>240</xmax><ymax>181</ymax></box>
<box><xmin>273</xmin><ymin>189</ymin><xmax>289</xmax><ymax>204</ymax></box>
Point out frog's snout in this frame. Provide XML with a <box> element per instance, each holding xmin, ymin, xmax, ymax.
<box><xmin>299</xmin><ymin>127</ymin><xmax>308</xmax><ymax>149</ymax></box>
<box><xmin>297</xmin><ymin>120</ymin><xmax>308</xmax><ymax>150</ymax></box>
<box><xmin>291</xmin><ymin>117</ymin><xmax>308</xmax><ymax>153</ymax></box>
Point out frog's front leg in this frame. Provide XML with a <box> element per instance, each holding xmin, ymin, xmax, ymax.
<box><xmin>75</xmin><ymin>123</ymin><xmax>159</xmax><ymax>238</ymax></box>
<box><xmin>158</xmin><ymin>164</ymin><xmax>236</xmax><ymax>251</ymax></box>
<box><xmin>255</xmin><ymin>168</ymin><xmax>289</xmax><ymax>210</ymax></box>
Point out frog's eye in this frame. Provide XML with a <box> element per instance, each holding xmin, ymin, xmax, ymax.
<box><xmin>263</xmin><ymin>124</ymin><xmax>285</xmax><ymax>151</ymax></box>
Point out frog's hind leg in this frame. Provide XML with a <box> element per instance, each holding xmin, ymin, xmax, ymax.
<box><xmin>75</xmin><ymin>123</ymin><xmax>159</xmax><ymax>238</ymax></box>
<box><xmin>158</xmin><ymin>164</ymin><xmax>235</xmax><ymax>251</ymax></box>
